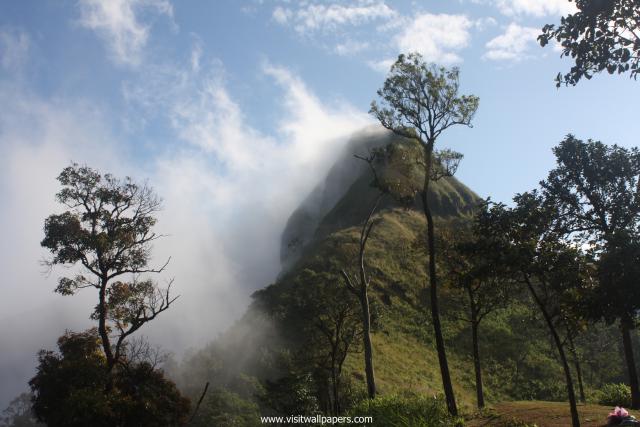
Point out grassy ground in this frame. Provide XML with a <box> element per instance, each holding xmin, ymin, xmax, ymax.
<box><xmin>466</xmin><ymin>401</ymin><xmax>619</xmax><ymax>427</ymax></box>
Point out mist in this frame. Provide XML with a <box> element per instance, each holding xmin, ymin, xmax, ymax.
<box><xmin>0</xmin><ymin>57</ymin><xmax>375</xmax><ymax>408</ymax></box>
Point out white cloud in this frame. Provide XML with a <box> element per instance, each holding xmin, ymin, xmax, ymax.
<box><xmin>0</xmin><ymin>28</ymin><xmax>30</xmax><ymax>71</ymax></box>
<box><xmin>0</xmin><ymin>84</ymin><xmax>126</xmax><ymax>407</ymax></box>
<box><xmin>77</xmin><ymin>0</ymin><xmax>173</xmax><ymax>66</ymax></box>
<box><xmin>120</xmin><ymin>56</ymin><xmax>373</xmax><ymax>353</ymax></box>
<box><xmin>272</xmin><ymin>6</ymin><xmax>292</xmax><ymax>25</ymax></box>
<box><xmin>334</xmin><ymin>39</ymin><xmax>370</xmax><ymax>55</ymax></box>
<box><xmin>367</xmin><ymin>58</ymin><xmax>394</xmax><ymax>73</ymax></box>
<box><xmin>492</xmin><ymin>0</ymin><xmax>576</xmax><ymax>17</ymax></box>
<box><xmin>475</xmin><ymin>16</ymin><xmax>498</xmax><ymax>31</ymax></box>
<box><xmin>273</xmin><ymin>2</ymin><xmax>397</xmax><ymax>34</ymax></box>
<box><xmin>484</xmin><ymin>23</ymin><xmax>540</xmax><ymax>61</ymax></box>
<box><xmin>395</xmin><ymin>13</ymin><xmax>473</xmax><ymax>64</ymax></box>
<box><xmin>0</xmin><ymin>51</ymin><xmax>374</xmax><ymax>406</ymax></box>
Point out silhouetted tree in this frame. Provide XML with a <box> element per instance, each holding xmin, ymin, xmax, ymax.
<box><xmin>539</xmin><ymin>0</ymin><xmax>640</xmax><ymax>86</ymax></box>
<box><xmin>542</xmin><ymin>136</ymin><xmax>640</xmax><ymax>407</ymax></box>
<box><xmin>370</xmin><ymin>52</ymin><xmax>479</xmax><ymax>416</ymax></box>
<box><xmin>41</xmin><ymin>163</ymin><xmax>178</xmax><ymax>372</ymax></box>
<box><xmin>440</xmin><ymin>219</ymin><xmax>509</xmax><ymax>409</ymax></box>
<box><xmin>29</xmin><ymin>329</ymin><xmax>190</xmax><ymax>427</ymax></box>
<box><xmin>478</xmin><ymin>193</ymin><xmax>589</xmax><ymax>427</ymax></box>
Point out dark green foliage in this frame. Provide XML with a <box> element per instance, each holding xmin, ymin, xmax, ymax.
<box><xmin>261</xmin><ymin>372</ymin><xmax>320</xmax><ymax>416</ymax></box>
<box><xmin>475</xmin><ymin>193</ymin><xmax>588</xmax><ymax>427</ymax></box>
<box><xmin>539</xmin><ymin>0</ymin><xmax>640</xmax><ymax>85</ymax></box>
<box><xmin>598</xmin><ymin>383</ymin><xmax>632</xmax><ymax>407</ymax></box>
<box><xmin>260</xmin><ymin>269</ymin><xmax>362</xmax><ymax>414</ymax></box>
<box><xmin>542</xmin><ymin>136</ymin><xmax>640</xmax><ymax>408</ymax></box>
<box><xmin>189</xmin><ymin>390</ymin><xmax>261</xmax><ymax>427</ymax></box>
<box><xmin>347</xmin><ymin>394</ymin><xmax>462</xmax><ymax>427</ymax></box>
<box><xmin>29</xmin><ymin>329</ymin><xmax>190</xmax><ymax>427</ymax></box>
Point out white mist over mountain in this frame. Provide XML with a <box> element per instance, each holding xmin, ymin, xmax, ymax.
<box><xmin>0</xmin><ymin>58</ymin><xmax>375</xmax><ymax>408</ymax></box>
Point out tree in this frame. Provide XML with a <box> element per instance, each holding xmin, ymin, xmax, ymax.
<box><xmin>29</xmin><ymin>329</ymin><xmax>191</xmax><ymax>427</ymax></box>
<box><xmin>0</xmin><ymin>393</ymin><xmax>42</xmax><ymax>427</ymax></box>
<box><xmin>478</xmin><ymin>193</ymin><xmax>587</xmax><ymax>427</ymax></box>
<box><xmin>541</xmin><ymin>135</ymin><xmax>640</xmax><ymax>407</ymax></box>
<box><xmin>539</xmin><ymin>0</ymin><xmax>640</xmax><ymax>86</ymax></box>
<box><xmin>439</xmin><ymin>219</ymin><xmax>508</xmax><ymax>409</ymax></box>
<box><xmin>339</xmin><ymin>146</ymin><xmax>403</xmax><ymax>401</ymax></box>
<box><xmin>41</xmin><ymin>163</ymin><xmax>178</xmax><ymax>373</ymax></box>
<box><xmin>340</xmin><ymin>177</ymin><xmax>380</xmax><ymax>400</ymax></box>
<box><xmin>370</xmin><ymin>52</ymin><xmax>479</xmax><ymax>416</ymax></box>
<box><xmin>269</xmin><ymin>269</ymin><xmax>362</xmax><ymax>415</ymax></box>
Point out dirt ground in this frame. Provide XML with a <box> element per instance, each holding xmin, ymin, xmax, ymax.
<box><xmin>465</xmin><ymin>401</ymin><xmax>621</xmax><ymax>427</ymax></box>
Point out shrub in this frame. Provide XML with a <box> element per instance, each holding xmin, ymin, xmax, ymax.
<box><xmin>347</xmin><ymin>394</ymin><xmax>463</xmax><ymax>427</ymax></box>
<box><xmin>597</xmin><ymin>383</ymin><xmax>632</xmax><ymax>407</ymax></box>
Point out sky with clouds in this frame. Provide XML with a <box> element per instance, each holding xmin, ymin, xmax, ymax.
<box><xmin>1</xmin><ymin>0</ymin><xmax>639</xmax><ymax>408</ymax></box>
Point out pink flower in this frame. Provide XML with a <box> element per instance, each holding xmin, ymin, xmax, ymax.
<box><xmin>608</xmin><ymin>406</ymin><xmax>629</xmax><ymax>421</ymax></box>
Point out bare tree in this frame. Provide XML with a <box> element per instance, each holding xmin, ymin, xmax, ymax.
<box><xmin>341</xmin><ymin>151</ymin><xmax>384</xmax><ymax>400</ymax></box>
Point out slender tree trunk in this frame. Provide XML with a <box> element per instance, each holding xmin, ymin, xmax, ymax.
<box><xmin>526</xmin><ymin>277</ymin><xmax>580</xmax><ymax>427</ymax></box>
<box><xmin>98</xmin><ymin>278</ymin><xmax>114</xmax><ymax>372</ymax></box>
<box><xmin>621</xmin><ymin>318</ymin><xmax>640</xmax><ymax>408</ymax></box>
<box><xmin>342</xmin><ymin>192</ymin><xmax>381</xmax><ymax>400</ymax></box>
<box><xmin>471</xmin><ymin>320</ymin><xmax>485</xmax><ymax>409</ymax></box>
<box><xmin>331</xmin><ymin>352</ymin><xmax>340</xmax><ymax>416</ymax></box>
<box><xmin>360</xmin><ymin>290</ymin><xmax>376</xmax><ymax>399</ymax></box>
<box><xmin>467</xmin><ymin>284</ymin><xmax>485</xmax><ymax>409</ymax></box>
<box><xmin>567</xmin><ymin>334</ymin><xmax>586</xmax><ymax>403</ymax></box>
<box><xmin>422</xmin><ymin>143</ymin><xmax>458</xmax><ymax>416</ymax></box>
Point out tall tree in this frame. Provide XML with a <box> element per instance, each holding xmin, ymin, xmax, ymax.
<box><xmin>478</xmin><ymin>193</ymin><xmax>587</xmax><ymax>427</ymax></box>
<box><xmin>541</xmin><ymin>135</ymin><xmax>640</xmax><ymax>407</ymax></box>
<box><xmin>338</xmin><ymin>144</ymin><xmax>417</xmax><ymax>401</ymax></box>
<box><xmin>340</xmin><ymin>151</ymin><xmax>383</xmax><ymax>400</ymax></box>
<box><xmin>370</xmin><ymin>52</ymin><xmax>479</xmax><ymax>416</ymax></box>
<box><xmin>440</xmin><ymin>220</ymin><xmax>508</xmax><ymax>409</ymax></box>
<box><xmin>41</xmin><ymin>164</ymin><xmax>178</xmax><ymax>372</ymax></box>
<box><xmin>539</xmin><ymin>0</ymin><xmax>640</xmax><ymax>86</ymax></box>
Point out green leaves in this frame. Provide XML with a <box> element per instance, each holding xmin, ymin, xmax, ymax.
<box><xmin>539</xmin><ymin>0</ymin><xmax>640</xmax><ymax>86</ymax></box>
<box><xmin>370</xmin><ymin>52</ymin><xmax>479</xmax><ymax>145</ymax></box>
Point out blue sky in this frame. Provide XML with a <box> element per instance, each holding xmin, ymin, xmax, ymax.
<box><xmin>1</xmin><ymin>0</ymin><xmax>639</xmax><ymax>408</ymax></box>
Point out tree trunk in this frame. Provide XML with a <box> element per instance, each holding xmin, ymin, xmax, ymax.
<box><xmin>467</xmin><ymin>284</ymin><xmax>485</xmax><ymax>409</ymax></box>
<box><xmin>360</xmin><ymin>290</ymin><xmax>376</xmax><ymax>399</ymax></box>
<box><xmin>621</xmin><ymin>318</ymin><xmax>640</xmax><ymax>408</ymax></box>
<box><xmin>98</xmin><ymin>279</ymin><xmax>114</xmax><ymax>372</ymax></box>
<box><xmin>567</xmin><ymin>334</ymin><xmax>586</xmax><ymax>403</ymax></box>
<box><xmin>471</xmin><ymin>320</ymin><xmax>485</xmax><ymax>409</ymax></box>
<box><xmin>331</xmin><ymin>354</ymin><xmax>340</xmax><ymax>416</ymax></box>
<box><xmin>526</xmin><ymin>278</ymin><xmax>580</xmax><ymax>427</ymax></box>
<box><xmin>422</xmin><ymin>143</ymin><xmax>458</xmax><ymax>416</ymax></box>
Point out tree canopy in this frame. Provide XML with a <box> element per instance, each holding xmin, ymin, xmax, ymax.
<box><xmin>29</xmin><ymin>329</ymin><xmax>190</xmax><ymax>427</ymax></box>
<box><xmin>41</xmin><ymin>164</ymin><xmax>178</xmax><ymax>371</ymax></box>
<box><xmin>539</xmin><ymin>0</ymin><xmax>640</xmax><ymax>86</ymax></box>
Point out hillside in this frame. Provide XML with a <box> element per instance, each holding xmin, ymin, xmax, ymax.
<box><xmin>178</xmin><ymin>130</ymin><xmax>633</xmax><ymax>426</ymax></box>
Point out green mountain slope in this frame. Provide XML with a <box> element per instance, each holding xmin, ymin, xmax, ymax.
<box><xmin>179</xmin><ymin>130</ymin><xmax>632</xmax><ymax>424</ymax></box>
